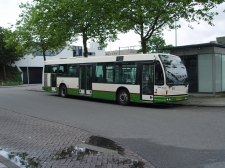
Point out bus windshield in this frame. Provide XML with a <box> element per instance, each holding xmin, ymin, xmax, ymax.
<box><xmin>159</xmin><ymin>55</ymin><xmax>188</xmax><ymax>86</ymax></box>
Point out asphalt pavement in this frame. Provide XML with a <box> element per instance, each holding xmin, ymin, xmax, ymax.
<box><xmin>0</xmin><ymin>84</ymin><xmax>224</xmax><ymax>167</ymax></box>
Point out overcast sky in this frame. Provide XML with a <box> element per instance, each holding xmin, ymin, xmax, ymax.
<box><xmin>0</xmin><ymin>0</ymin><xmax>224</xmax><ymax>51</ymax></box>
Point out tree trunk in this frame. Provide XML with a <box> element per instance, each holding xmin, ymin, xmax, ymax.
<box><xmin>140</xmin><ymin>23</ymin><xmax>147</xmax><ymax>54</ymax></box>
<box><xmin>141</xmin><ymin>37</ymin><xmax>147</xmax><ymax>54</ymax></box>
<box><xmin>43</xmin><ymin>51</ymin><xmax>46</xmax><ymax>61</ymax></box>
<box><xmin>83</xmin><ymin>31</ymin><xmax>88</xmax><ymax>57</ymax></box>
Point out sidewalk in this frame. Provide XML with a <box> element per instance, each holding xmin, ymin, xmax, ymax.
<box><xmin>169</xmin><ymin>94</ymin><xmax>225</xmax><ymax>107</ymax></box>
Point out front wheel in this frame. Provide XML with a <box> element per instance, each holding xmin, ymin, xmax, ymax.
<box><xmin>60</xmin><ymin>85</ymin><xmax>67</xmax><ymax>98</ymax></box>
<box><xmin>117</xmin><ymin>89</ymin><xmax>130</xmax><ymax>106</ymax></box>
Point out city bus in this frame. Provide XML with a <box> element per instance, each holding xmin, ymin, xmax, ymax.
<box><xmin>42</xmin><ymin>54</ymin><xmax>189</xmax><ymax>105</ymax></box>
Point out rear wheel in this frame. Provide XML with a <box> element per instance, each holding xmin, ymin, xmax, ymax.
<box><xmin>117</xmin><ymin>89</ymin><xmax>130</xmax><ymax>106</ymax></box>
<box><xmin>60</xmin><ymin>85</ymin><xmax>67</xmax><ymax>98</ymax></box>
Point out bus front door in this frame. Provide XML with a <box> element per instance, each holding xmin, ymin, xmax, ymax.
<box><xmin>79</xmin><ymin>65</ymin><xmax>92</xmax><ymax>95</ymax></box>
<box><xmin>141</xmin><ymin>63</ymin><xmax>154</xmax><ymax>101</ymax></box>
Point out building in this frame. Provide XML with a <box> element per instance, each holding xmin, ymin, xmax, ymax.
<box><xmin>105</xmin><ymin>49</ymin><xmax>138</xmax><ymax>56</ymax></box>
<box><xmin>15</xmin><ymin>42</ymin><xmax>105</xmax><ymax>84</ymax></box>
<box><xmin>165</xmin><ymin>37</ymin><xmax>225</xmax><ymax>94</ymax></box>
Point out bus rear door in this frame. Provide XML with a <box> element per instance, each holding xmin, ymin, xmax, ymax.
<box><xmin>51</xmin><ymin>65</ymin><xmax>58</xmax><ymax>92</ymax></box>
<box><xmin>79</xmin><ymin>64</ymin><xmax>92</xmax><ymax>95</ymax></box>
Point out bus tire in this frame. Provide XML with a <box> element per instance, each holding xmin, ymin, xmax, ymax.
<box><xmin>60</xmin><ymin>85</ymin><xmax>67</xmax><ymax>98</ymax></box>
<box><xmin>117</xmin><ymin>89</ymin><xmax>130</xmax><ymax>106</ymax></box>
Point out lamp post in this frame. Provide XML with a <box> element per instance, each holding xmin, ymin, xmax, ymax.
<box><xmin>26</xmin><ymin>55</ymin><xmax>29</xmax><ymax>84</ymax></box>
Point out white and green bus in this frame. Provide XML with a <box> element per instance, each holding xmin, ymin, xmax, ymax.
<box><xmin>42</xmin><ymin>54</ymin><xmax>189</xmax><ymax>105</ymax></box>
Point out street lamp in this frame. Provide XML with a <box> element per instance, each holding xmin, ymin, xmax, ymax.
<box><xmin>26</xmin><ymin>55</ymin><xmax>29</xmax><ymax>84</ymax></box>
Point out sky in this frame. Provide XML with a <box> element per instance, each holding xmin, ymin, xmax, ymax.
<box><xmin>0</xmin><ymin>0</ymin><xmax>225</xmax><ymax>51</ymax></box>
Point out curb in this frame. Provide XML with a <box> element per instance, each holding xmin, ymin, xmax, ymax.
<box><xmin>0</xmin><ymin>155</ymin><xmax>20</xmax><ymax>168</ymax></box>
<box><xmin>167</xmin><ymin>102</ymin><xmax>225</xmax><ymax>107</ymax></box>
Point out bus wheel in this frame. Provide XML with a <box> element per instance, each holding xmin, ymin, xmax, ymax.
<box><xmin>60</xmin><ymin>85</ymin><xmax>67</xmax><ymax>98</ymax></box>
<box><xmin>118</xmin><ymin>89</ymin><xmax>130</xmax><ymax>106</ymax></box>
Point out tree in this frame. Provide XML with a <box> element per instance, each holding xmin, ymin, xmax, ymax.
<box><xmin>7</xmin><ymin>1</ymin><xmax>71</xmax><ymax>61</ymax></box>
<box><xmin>29</xmin><ymin>0</ymin><xmax>119</xmax><ymax>57</ymax></box>
<box><xmin>114</xmin><ymin>0</ymin><xmax>225</xmax><ymax>54</ymax></box>
<box><xmin>0</xmin><ymin>27</ymin><xmax>24</xmax><ymax>79</ymax></box>
<box><xmin>54</xmin><ymin>0</ymin><xmax>120</xmax><ymax>57</ymax></box>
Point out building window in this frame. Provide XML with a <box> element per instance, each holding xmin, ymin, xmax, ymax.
<box><xmin>180</xmin><ymin>55</ymin><xmax>198</xmax><ymax>93</ymax></box>
<box><xmin>88</xmin><ymin>52</ymin><xmax>95</xmax><ymax>56</ymax></box>
<box><xmin>73</xmin><ymin>46</ymin><xmax>82</xmax><ymax>57</ymax></box>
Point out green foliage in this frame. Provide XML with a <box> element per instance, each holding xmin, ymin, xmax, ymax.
<box><xmin>0</xmin><ymin>27</ymin><xmax>24</xmax><ymax>65</ymax></box>
<box><xmin>7</xmin><ymin>0</ymin><xmax>225</xmax><ymax>58</ymax></box>
<box><xmin>20</xmin><ymin>0</ymin><xmax>119</xmax><ymax>57</ymax></box>
<box><xmin>7</xmin><ymin>1</ymin><xmax>71</xmax><ymax>61</ymax></box>
<box><xmin>113</xmin><ymin>0</ymin><xmax>225</xmax><ymax>53</ymax></box>
<box><xmin>137</xmin><ymin>32</ymin><xmax>173</xmax><ymax>54</ymax></box>
<box><xmin>0</xmin><ymin>65</ymin><xmax>22</xmax><ymax>86</ymax></box>
<box><xmin>0</xmin><ymin>27</ymin><xmax>24</xmax><ymax>80</ymax></box>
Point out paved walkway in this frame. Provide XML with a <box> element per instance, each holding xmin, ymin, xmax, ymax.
<box><xmin>0</xmin><ymin>107</ymin><xmax>154</xmax><ymax>168</ymax></box>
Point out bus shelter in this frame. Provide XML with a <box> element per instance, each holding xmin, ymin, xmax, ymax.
<box><xmin>164</xmin><ymin>42</ymin><xmax>225</xmax><ymax>94</ymax></box>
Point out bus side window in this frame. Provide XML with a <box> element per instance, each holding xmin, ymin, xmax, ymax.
<box><xmin>115</xmin><ymin>62</ymin><xmax>137</xmax><ymax>84</ymax></box>
<box><xmin>68</xmin><ymin>65</ymin><xmax>77</xmax><ymax>77</ymax></box>
<box><xmin>96</xmin><ymin>63</ymin><xmax>114</xmax><ymax>83</ymax></box>
<box><xmin>96</xmin><ymin>64</ymin><xmax>104</xmax><ymax>83</ymax></box>
<box><xmin>44</xmin><ymin>65</ymin><xmax>51</xmax><ymax>73</ymax></box>
<box><xmin>58</xmin><ymin>64</ymin><xmax>68</xmax><ymax>77</ymax></box>
<box><xmin>52</xmin><ymin>67</ymin><xmax>57</xmax><ymax>73</ymax></box>
<box><xmin>106</xmin><ymin>64</ymin><xmax>114</xmax><ymax>83</ymax></box>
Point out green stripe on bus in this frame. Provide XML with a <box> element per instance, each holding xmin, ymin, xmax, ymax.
<box><xmin>130</xmin><ymin>93</ymin><xmax>141</xmax><ymax>102</ymax></box>
<box><xmin>92</xmin><ymin>90</ymin><xmax>116</xmax><ymax>100</ymax></box>
<box><xmin>42</xmin><ymin>86</ymin><xmax>51</xmax><ymax>92</ymax></box>
<box><xmin>154</xmin><ymin>95</ymin><xmax>188</xmax><ymax>103</ymax></box>
<box><xmin>153</xmin><ymin>96</ymin><xmax>167</xmax><ymax>103</ymax></box>
<box><xmin>67</xmin><ymin>88</ymin><xmax>79</xmax><ymax>96</ymax></box>
<box><xmin>92</xmin><ymin>91</ymin><xmax>141</xmax><ymax>102</ymax></box>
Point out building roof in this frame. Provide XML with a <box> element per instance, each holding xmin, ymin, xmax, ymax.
<box><xmin>161</xmin><ymin>42</ymin><xmax>225</xmax><ymax>50</ymax></box>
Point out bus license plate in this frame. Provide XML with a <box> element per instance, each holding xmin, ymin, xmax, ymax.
<box><xmin>176</xmin><ymin>97</ymin><xmax>182</xmax><ymax>100</ymax></box>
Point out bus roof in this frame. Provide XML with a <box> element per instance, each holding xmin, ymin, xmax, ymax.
<box><xmin>44</xmin><ymin>53</ymin><xmax>173</xmax><ymax>65</ymax></box>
